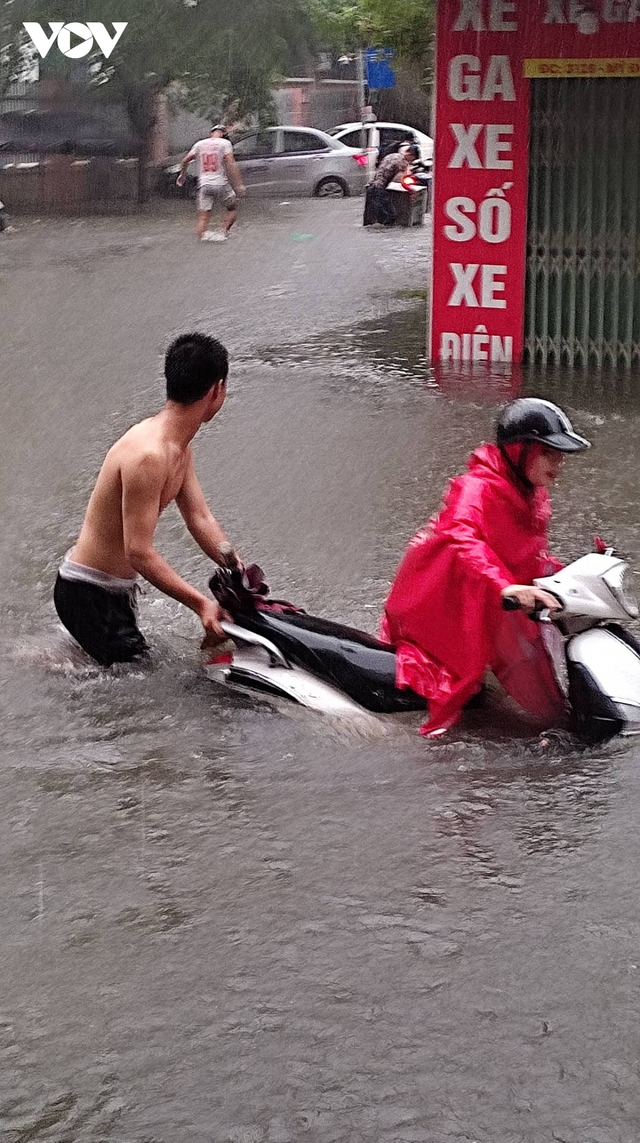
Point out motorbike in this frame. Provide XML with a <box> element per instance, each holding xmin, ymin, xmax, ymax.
<box><xmin>204</xmin><ymin>545</ymin><xmax>640</xmax><ymax>744</ymax></box>
<box><xmin>387</xmin><ymin>158</ymin><xmax>433</xmax><ymax>221</ymax></box>
<box><xmin>363</xmin><ymin>158</ymin><xmax>433</xmax><ymax>227</ymax></box>
<box><xmin>390</xmin><ymin>159</ymin><xmax>433</xmax><ymax>195</ymax></box>
<box><xmin>205</xmin><ymin>546</ymin><xmax>425</xmax><ymax>718</ymax></box>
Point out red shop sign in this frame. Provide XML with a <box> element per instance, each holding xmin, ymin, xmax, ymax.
<box><xmin>430</xmin><ymin>0</ymin><xmax>640</xmax><ymax>368</ymax></box>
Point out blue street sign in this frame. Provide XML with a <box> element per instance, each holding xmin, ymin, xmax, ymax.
<box><xmin>365</xmin><ymin>47</ymin><xmax>396</xmax><ymax>90</ymax></box>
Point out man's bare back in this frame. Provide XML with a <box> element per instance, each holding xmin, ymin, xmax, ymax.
<box><xmin>72</xmin><ymin>417</ymin><xmax>192</xmax><ymax>579</ymax></box>
<box><xmin>55</xmin><ymin>333</ymin><xmax>234</xmax><ymax>666</ymax></box>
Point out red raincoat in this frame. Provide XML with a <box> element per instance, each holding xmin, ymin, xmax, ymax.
<box><xmin>381</xmin><ymin>443</ymin><xmax>566</xmax><ymax>736</ymax></box>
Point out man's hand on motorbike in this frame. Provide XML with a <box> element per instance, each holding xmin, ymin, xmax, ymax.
<box><xmin>501</xmin><ymin>585</ymin><xmax>561</xmax><ymax>614</ymax></box>
<box><xmin>197</xmin><ymin>598</ymin><xmax>229</xmax><ymax>643</ymax></box>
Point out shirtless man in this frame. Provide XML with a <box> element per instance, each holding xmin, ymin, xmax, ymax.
<box><xmin>54</xmin><ymin>332</ymin><xmax>235</xmax><ymax>666</ymax></box>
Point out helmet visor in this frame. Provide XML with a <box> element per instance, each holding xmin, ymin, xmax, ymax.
<box><xmin>538</xmin><ymin>430</ymin><xmax>591</xmax><ymax>452</ymax></box>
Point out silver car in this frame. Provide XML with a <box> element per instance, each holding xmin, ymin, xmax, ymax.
<box><xmin>161</xmin><ymin>125</ymin><xmax>369</xmax><ymax>200</ymax></box>
<box><xmin>232</xmin><ymin>126</ymin><xmax>368</xmax><ymax>198</ymax></box>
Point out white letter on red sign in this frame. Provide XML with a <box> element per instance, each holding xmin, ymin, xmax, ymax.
<box><xmin>482</xmin><ymin>55</ymin><xmax>516</xmax><ymax>100</ymax></box>
<box><xmin>449</xmin><ymin>55</ymin><xmax>481</xmax><ymax>100</ymax></box>
<box><xmin>453</xmin><ymin>0</ymin><xmax>485</xmax><ymax>30</ymax></box>
<box><xmin>449</xmin><ymin>124</ymin><xmax>513</xmax><ymax>169</ymax></box>
<box><xmin>448</xmin><ymin>55</ymin><xmax>516</xmax><ymax>101</ymax></box>
<box><xmin>481</xmin><ymin>265</ymin><xmax>507</xmax><ymax>307</ymax></box>
<box><xmin>441</xmin><ymin>333</ymin><xmax>462</xmax><ymax>361</ymax></box>
<box><xmin>491</xmin><ymin>335</ymin><xmax>513</xmax><ymax>361</ymax></box>
<box><xmin>449</xmin><ymin>124</ymin><xmax>483</xmax><ymax>167</ymax></box>
<box><xmin>472</xmin><ymin>325</ymin><xmax>490</xmax><ymax>360</ymax></box>
<box><xmin>489</xmin><ymin>0</ymin><xmax>518</xmax><ymax>30</ymax></box>
<box><xmin>484</xmin><ymin>124</ymin><xmax>514</xmax><ymax>168</ymax></box>
<box><xmin>444</xmin><ymin>197</ymin><xmax>477</xmax><ymax>240</ymax></box>
<box><xmin>448</xmin><ymin>264</ymin><xmax>480</xmax><ymax>307</ymax></box>
<box><xmin>479</xmin><ymin>193</ymin><xmax>512</xmax><ymax>242</ymax></box>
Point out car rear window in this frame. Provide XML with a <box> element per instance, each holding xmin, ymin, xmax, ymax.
<box><xmin>379</xmin><ymin>128</ymin><xmax>415</xmax><ymax>150</ymax></box>
<box><xmin>335</xmin><ymin>129</ymin><xmax>363</xmax><ymax>148</ymax></box>
<box><xmin>233</xmin><ymin>132</ymin><xmax>276</xmax><ymax>157</ymax></box>
<box><xmin>281</xmin><ymin>131</ymin><xmax>327</xmax><ymax>153</ymax></box>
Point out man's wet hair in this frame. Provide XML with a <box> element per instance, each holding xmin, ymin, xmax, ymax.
<box><xmin>165</xmin><ymin>332</ymin><xmax>228</xmax><ymax>404</ymax></box>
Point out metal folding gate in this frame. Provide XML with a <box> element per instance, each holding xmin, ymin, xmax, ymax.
<box><xmin>525</xmin><ymin>78</ymin><xmax>640</xmax><ymax>370</ymax></box>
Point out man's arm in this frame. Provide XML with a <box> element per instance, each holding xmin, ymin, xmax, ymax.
<box><xmin>176</xmin><ymin>147</ymin><xmax>196</xmax><ymax>187</ymax></box>
<box><xmin>175</xmin><ymin>450</ymin><xmax>234</xmax><ymax>565</ymax></box>
<box><xmin>223</xmin><ymin>149</ymin><xmax>245</xmax><ymax>196</ymax></box>
<box><xmin>122</xmin><ymin>452</ymin><xmax>225</xmax><ymax>636</ymax></box>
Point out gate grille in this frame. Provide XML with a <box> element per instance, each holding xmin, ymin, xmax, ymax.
<box><xmin>525</xmin><ymin>78</ymin><xmax>640</xmax><ymax>370</ymax></box>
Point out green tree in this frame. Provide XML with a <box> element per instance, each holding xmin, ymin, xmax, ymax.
<box><xmin>0</xmin><ymin>0</ymin><xmax>316</xmax><ymax>196</ymax></box>
<box><xmin>304</xmin><ymin>0</ymin><xmax>435</xmax><ymax>81</ymax></box>
<box><xmin>360</xmin><ymin>0</ymin><xmax>435</xmax><ymax>69</ymax></box>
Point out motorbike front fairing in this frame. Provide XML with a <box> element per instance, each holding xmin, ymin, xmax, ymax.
<box><xmin>536</xmin><ymin>553</ymin><xmax>640</xmax><ymax>743</ymax></box>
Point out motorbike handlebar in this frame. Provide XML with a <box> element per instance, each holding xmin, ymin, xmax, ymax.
<box><xmin>502</xmin><ymin>596</ymin><xmax>523</xmax><ymax>612</ymax></box>
<box><xmin>501</xmin><ymin>595</ymin><xmax>561</xmax><ymax>619</ymax></box>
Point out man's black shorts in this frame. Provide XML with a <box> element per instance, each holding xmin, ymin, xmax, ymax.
<box><xmin>54</xmin><ymin>574</ymin><xmax>149</xmax><ymax>667</ymax></box>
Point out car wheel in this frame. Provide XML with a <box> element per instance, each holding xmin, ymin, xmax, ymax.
<box><xmin>314</xmin><ymin>177</ymin><xmax>348</xmax><ymax>199</ymax></box>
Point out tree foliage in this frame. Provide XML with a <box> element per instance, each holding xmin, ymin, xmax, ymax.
<box><xmin>0</xmin><ymin>0</ymin><xmax>318</xmax><ymax>201</ymax></box>
<box><xmin>1</xmin><ymin>0</ymin><xmax>316</xmax><ymax>113</ymax></box>
<box><xmin>303</xmin><ymin>0</ymin><xmax>435</xmax><ymax>75</ymax></box>
<box><xmin>0</xmin><ymin>0</ymin><xmax>436</xmax><ymax>129</ymax></box>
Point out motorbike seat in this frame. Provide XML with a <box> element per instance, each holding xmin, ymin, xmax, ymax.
<box><xmin>235</xmin><ymin>606</ymin><xmax>425</xmax><ymax>714</ymax></box>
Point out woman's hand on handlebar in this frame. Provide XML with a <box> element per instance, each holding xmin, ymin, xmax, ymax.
<box><xmin>501</xmin><ymin>585</ymin><xmax>561</xmax><ymax>614</ymax></box>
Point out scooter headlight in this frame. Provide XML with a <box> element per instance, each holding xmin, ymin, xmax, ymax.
<box><xmin>603</xmin><ymin>565</ymin><xmax>639</xmax><ymax>618</ymax></box>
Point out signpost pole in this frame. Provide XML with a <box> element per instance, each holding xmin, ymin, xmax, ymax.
<box><xmin>356</xmin><ymin>49</ymin><xmax>367</xmax><ymax>151</ymax></box>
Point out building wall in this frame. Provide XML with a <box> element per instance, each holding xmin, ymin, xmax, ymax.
<box><xmin>167</xmin><ymin>107</ymin><xmax>212</xmax><ymax>154</ymax></box>
<box><xmin>0</xmin><ymin>154</ymin><xmax>140</xmax><ymax>214</ymax></box>
<box><xmin>273</xmin><ymin>80</ymin><xmax>359</xmax><ymax>130</ymax></box>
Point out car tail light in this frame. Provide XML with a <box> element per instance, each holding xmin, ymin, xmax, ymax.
<box><xmin>401</xmin><ymin>173</ymin><xmax>418</xmax><ymax>190</ymax></box>
<box><xmin>353</xmin><ymin>153</ymin><xmax>368</xmax><ymax>167</ymax></box>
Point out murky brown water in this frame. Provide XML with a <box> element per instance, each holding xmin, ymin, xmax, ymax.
<box><xmin>1</xmin><ymin>202</ymin><xmax>640</xmax><ymax>1142</ymax></box>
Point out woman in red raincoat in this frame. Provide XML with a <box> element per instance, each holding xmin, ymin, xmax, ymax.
<box><xmin>381</xmin><ymin>399</ymin><xmax>591</xmax><ymax>737</ymax></box>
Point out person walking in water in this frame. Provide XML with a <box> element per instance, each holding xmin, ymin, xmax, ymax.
<box><xmin>177</xmin><ymin>125</ymin><xmax>246</xmax><ymax>242</ymax></box>
<box><xmin>54</xmin><ymin>333</ymin><xmax>239</xmax><ymax>666</ymax></box>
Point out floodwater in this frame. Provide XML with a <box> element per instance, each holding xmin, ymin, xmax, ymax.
<box><xmin>1</xmin><ymin>202</ymin><xmax>640</xmax><ymax>1142</ymax></box>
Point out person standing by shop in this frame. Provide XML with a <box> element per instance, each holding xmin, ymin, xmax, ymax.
<box><xmin>365</xmin><ymin>142</ymin><xmax>418</xmax><ymax>227</ymax></box>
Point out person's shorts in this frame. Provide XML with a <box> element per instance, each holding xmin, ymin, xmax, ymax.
<box><xmin>54</xmin><ymin>574</ymin><xmax>149</xmax><ymax>667</ymax></box>
<box><xmin>197</xmin><ymin>183</ymin><xmax>237</xmax><ymax>212</ymax></box>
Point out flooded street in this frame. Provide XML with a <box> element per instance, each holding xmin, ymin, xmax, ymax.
<box><xmin>2</xmin><ymin>199</ymin><xmax>640</xmax><ymax>1142</ymax></box>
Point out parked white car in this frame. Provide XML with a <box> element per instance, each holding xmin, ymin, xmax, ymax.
<box><xmin>328</xmin><ymin>121</ymin><xmax>433</xmax><ymax>176</ymax></box>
